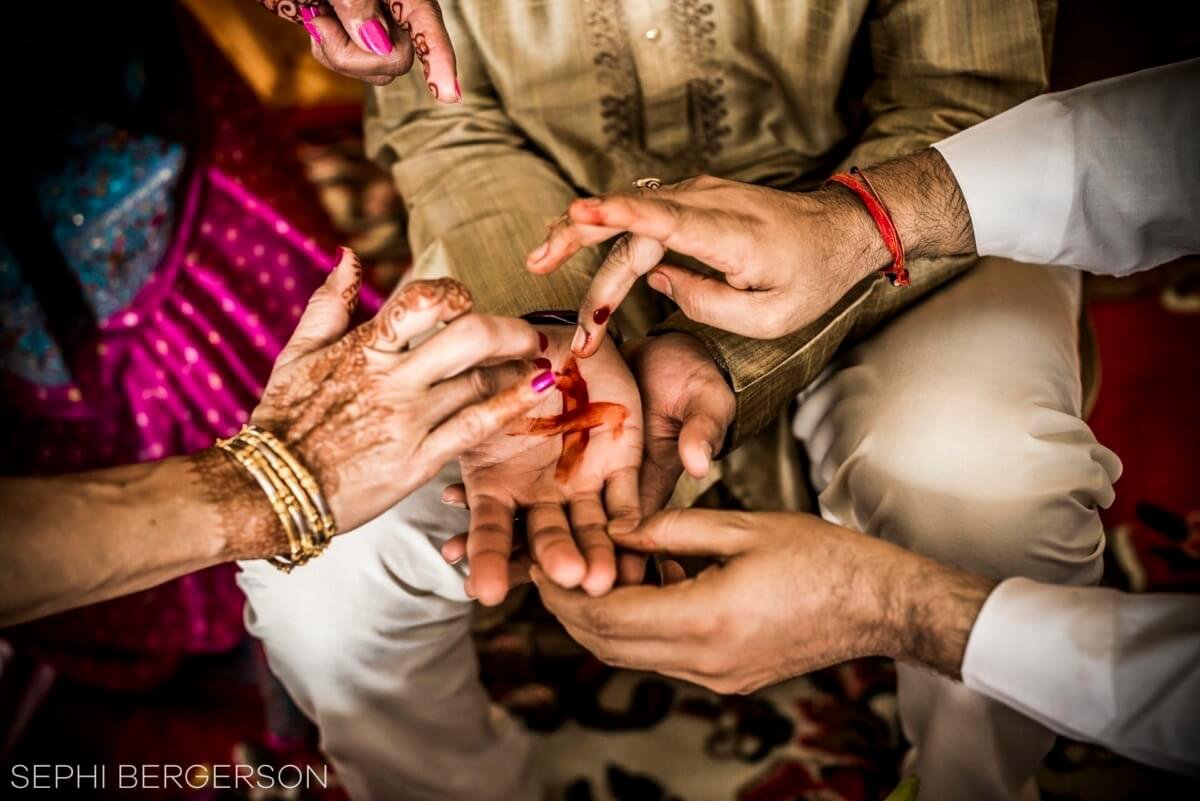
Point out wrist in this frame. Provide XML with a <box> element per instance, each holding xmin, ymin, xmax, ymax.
<box><xmin>186</xmin><ymin>448</ymin><xmax>289</xmax><ymax>562</ymax></box>
<box><xmin>885</xmin><ymin>552</ymin><xmax>996</xmax><ymax>678</ymax></box>
<box><xmin>859</xmin><ymin>149</ymin><xmax>977</xmax><ymax>264</ymax></box>
<box><xmin>818</xmin><ymin>185</ymin><xmax>894</xmax><ymax>280</ymax></box>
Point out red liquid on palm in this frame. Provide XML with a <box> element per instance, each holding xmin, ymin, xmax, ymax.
<box><xmin>515</xmin><ymin>357</ymin><xmax>627</xmax><ymax>480</ymax></box>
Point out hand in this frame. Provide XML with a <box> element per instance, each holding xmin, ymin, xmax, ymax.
<box><xmin>443</xmin><ymin>327</ymin><xmax>645</xmax><ymax>607</ymax></box>
<box><xmin>525</xmin><ymin>175</ymin><xmax>888</xmax><ymax>349</ymax></box>
<box><xmin>534</xmin><ymin>509</ymin><xmax>995</xmax><ymax>694</ymax></box>
<box><xmin>628</xmin><ymin>334</ymin><xmax>734</xmax><ymax>514</ymax></box>
<box><xmin>249</xmin><ymin>248</ymin><xmax>556</xmax><ymax>535</ymax></box>
<box><xmin>258</xmin><ymin>0</ymin><xmax>459</xmax><ymax>95</ymax></box>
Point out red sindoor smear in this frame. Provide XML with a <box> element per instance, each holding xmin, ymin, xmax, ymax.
<box><xmin>514</xmin><ymin>357</ymin><xmax>627</xmax><ymax>481</ymax></box>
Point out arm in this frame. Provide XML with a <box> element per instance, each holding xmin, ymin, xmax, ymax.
<box><xmin>0</xmin><ymin>252</ymin><xmax>553</xmax><ymax>626</ymax></box>
<box><xmin>364</xmin><ymin>3</ymin><xmax>600</xmax><ymax>317</ymax></box>
<box><xmin>657</xmin><ymin>0</ymin><xmax>1056</xmax><ymax>449</ymax></box>
<box><xmin>963</xmin><ymin>579</ymin><xmax>1200</xmax><ymax>777</ymax></box>
<box><xmin>536</xmin><ymin>509</ymin><xmax>1200</xmax><ymax>777</ymax></box>
<box><xmin>0</xmin><ymin>454</ymin><xmax>279</xmax><ymax>627</ymax></box>
<box><xmin>932</xmin><ymin>58</ymin><xmax>1200</xmax><ymax>275</ymax></box>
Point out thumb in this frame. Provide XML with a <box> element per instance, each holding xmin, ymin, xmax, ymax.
<box><xmin>648</xmin><ymin>264</ymin><xmax>759</xmax><ymax>334</ymax></box>
<box><xmin>611</xmin><ymin>509</ymin><xmax>756</xmax><ymax>558</ymax></box>
<box><xmin>276</xmin><ymin>247</ymin><xmax>361</xmax><ymax>368</ymax></box>
<box><xmin>677</xmin><ymin>409</ymin><xmax>727</xmax><ymax>479</ymax></box>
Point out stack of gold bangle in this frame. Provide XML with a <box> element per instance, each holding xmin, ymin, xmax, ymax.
<box><xmin>215</xmin><ymin>424</ymin><xmax>337</xmax><ymax>573</ymax></box>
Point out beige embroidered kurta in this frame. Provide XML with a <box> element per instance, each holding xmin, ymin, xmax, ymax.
<box><xmin>366</xmin><ymin>0</ymin><xmax>1055</xmax><ymax>508</ymax></box>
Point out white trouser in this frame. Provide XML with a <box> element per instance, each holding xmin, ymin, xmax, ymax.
<box><xmin>237</xmin><ymin>462</ymin><xmax>539</xmax><ymax>801</ymax></box>
<box><xmin>794</xmin><ymin>258</ymin><xmax>1121</xmax><ymax>800</ymax></box>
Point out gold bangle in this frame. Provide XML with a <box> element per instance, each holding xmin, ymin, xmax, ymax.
<box><xmin>236</xmin><ymin>436</ymin><xmax>324</xmax><ymax>556</ymax></box>
<box><xmin>214</xmin><ymin>425</ymin><xmax>337</xmax><ymax>573</ymax></box>
<box><xmin>240</xmin><ymin>426</ymin><xmax>337</xmax><ymax>543</ymax></box>
<box><xmin>215</xmin><ymin>438</ymin><xmax>304</xmax><ymax>571</ymax></box>
<box><xmin>226</xmin><ymin>439</ymin><xmax>315</xmax><ymax>562</ymax></box>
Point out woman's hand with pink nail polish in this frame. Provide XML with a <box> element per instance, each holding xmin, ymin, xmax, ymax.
<box><xmin>256</xmin><ymin>0</ymin><xmax>458</xmax><ymax>95</ymax></box>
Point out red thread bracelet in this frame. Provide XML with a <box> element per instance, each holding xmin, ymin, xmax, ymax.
<box><xmin>825</xmin><ymin>167</ymin><xmax>911</xmax><ymax>287</ymax></box>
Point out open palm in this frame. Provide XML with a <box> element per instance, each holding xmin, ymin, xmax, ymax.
<box><xmin>456</xmin><ymin>327</ymin><xmax>644</xmax><ymax>605</ymax></box>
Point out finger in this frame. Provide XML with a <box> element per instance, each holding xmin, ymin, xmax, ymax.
<box><xmin>422</xmin><ymin>361</ymin><xmax>528</xmax><ymax>425</ymax></box>
<box><xmin>638</xmin><ymin>446</ymin><xmax>683</xmax><ymax>516</ymax></box>
<box><xmin>329</xmin><ymin>0</ymin><xmax>396</xmax><ymax>56</ymax></box>
<box><xmin>276</xmin><ymin>246</ymin><xmax>361</xmax><ymax>367</ymax></box>
<box><xmin>389</xmin><ymin>0</ymin><xmax>459</xmax><ymax>102</ymax></box>
<box><xmin>610</xmin><ymin>509</ymin><xmax>757</xmax><ymax>558</ymax></box>
<box><xmin>441</xmin><ymin>532</ymin><xmax>467</xmax><ymax>563</ymax></box>
<box><xmin>569</xmin><ymin>495</ymin><xmax>617</xmax><ymax>597</ymax></box>
<box><xmin>677</xmin><ymin>407</ymin><xmax>729</xmax><ymax>479</ymax></box>
<box><xmin>306</xmin><ymin>9</ymin><xmax>416</xmax><ymax>79</ymax></box>
<box><xmin>359</xmin><ymin>278</ymin><xmax>473</xmax><ymax>353</ymax></box>
<box><xmin>406</xmin><ymin>315</ymin><xmax>540</xmax><ymax>385</ymax></box>
<box><xmin>418</xmin><ymin>368</ymin><xmax>558</xmax><ymax>467</ymax></box>
<box><xmin>617</xmin><ymin>551</ymin><xmax>648</xmax><ymax>586</ymax></box>
<box><xmin>526</xmin><ymin>213</ymin><xmax>623</xmax><ymax>275</ymax></box>
<box><xmin>567</xmin><ymin>194</ymin><xmax>738</xmax><ymax>271</ymax></box>
<box><xmin>647</xmin><ymin>264</ymin><xmax>764</xmax><ymax>335</ymax></box>
<box><xmin>571</xmin><ymin>234</ymin><xmax>665</xmax><ymax>357</ymax></box>
<box><xmin>662</xmin><ymin>560</ymin><xmax>687</xmax><ymax>584</ymax></box>
<box><xmin>527</xmin><ymin>502</ymin><xmax>586</xmax><ymax>589</ymax></box>
<box><xmin>604</xmin><ymin>465</ymin><xmax>642</xmax><ymax>536</ymax></box>
<box><xmin>532</xmin><ymin>566</ymin><xmax>700</xmax><ymax>642</ymax></box>
<box><xmin>441</xmin><ymin>483</ymin><xmax>468</xmax><ymax>509</ymax></box>
<box><xmin>464</xmin><ymin>493</ymin><xmax>516</xmax><ymax>606</ymax></box>
<box><xmin>559</xmin><ymin>621</ymin><xmax>705</xmax><ymax>675</ymax></box>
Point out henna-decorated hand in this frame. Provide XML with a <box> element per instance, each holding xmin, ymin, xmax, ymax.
<box><xmin>249</xmin><ymin>248</ymin><xmax>556</xmax><ymax>539</ymax></box>
<box><xmin>439</xmin><ymin>327</ymin><xmax>645</xmax><ymax>606</ymax></box>
<box><xmin>257</xmin><ymin>0</ymin><xmax>458</xmax><ymax>96</ymax></box>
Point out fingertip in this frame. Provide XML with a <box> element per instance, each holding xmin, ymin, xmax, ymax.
<box><xmin>527</xmin><ymin>242</ymin><xmax>549</xmax><ymax>265</ymax></box>
<box><xmin>545</xmin><ymin>552</ymin><xmax>586</xmax><ymax>589</ymax></box>
<box><xmin>582</xmin><ymin>564</ymin><xmax>616</xmax><ymax>597</ymax></box>
<box><xmin>475</xmin><ymin>577</ymin><xmax>508</xmax><ymax>607</ymax></box>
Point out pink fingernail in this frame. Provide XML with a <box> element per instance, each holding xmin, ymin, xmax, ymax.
<box><xmin>532</xmin><ymin>371</ymin><xmax>556</xmax><ymax>393</ymax></box>
<box><xmin>303</xmin><ymin>22</ymin><xmax>323</xmax><ymax>44</ymax></box>
<box><xmin>359</xmin><ymin>19</ymin><xmax>394</xmax><ymax>55</ymax></box>
<box><xmin>300</xmin><ymin>6</ymin><xmax>320</xmax><ymax>21</ymax></box>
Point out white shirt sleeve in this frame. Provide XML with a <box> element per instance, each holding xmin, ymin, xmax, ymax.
<box><xmin>932</xmin><ymin>59</ymin><xmax>1200</xmax><ymax>275</ymax></box>
<box><xmin>962</xmin><ymin>577</ymin><xmax>1200</xmax><ymax>776</ymax></box>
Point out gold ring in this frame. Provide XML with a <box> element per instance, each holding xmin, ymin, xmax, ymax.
<box><xmin>632</xmin><ymin>177</ymin><xmax>663</xmax><ymax>190</ymax></box>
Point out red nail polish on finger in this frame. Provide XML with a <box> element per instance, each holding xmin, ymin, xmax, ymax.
<box><xmin>592</xmin><ymin>306</ymin><xmax>611</xmax><ymax>325</ymax></box>
<box><xmin>333</xmin><ymin>246</ymin><xmax>344</xmax><ymax>263</ymax></box>
<box><xmin>537</xmin><ymin>332</ymin><xmax>549</xmax><ymax>352</ymax></box>
<box><xmin>359</xmin><ymin>19</ymin><xmax>394</xmax><ymax>55</ymax></box>
<box><xmin>533</xmin><ymin>357</ymin><xmax>552</xmax><ymax>371</ymax></box>
<box><xmin>532</xmin><ymin>371</ymin><xmax>556</xmax><ymax>393</ymax></box>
